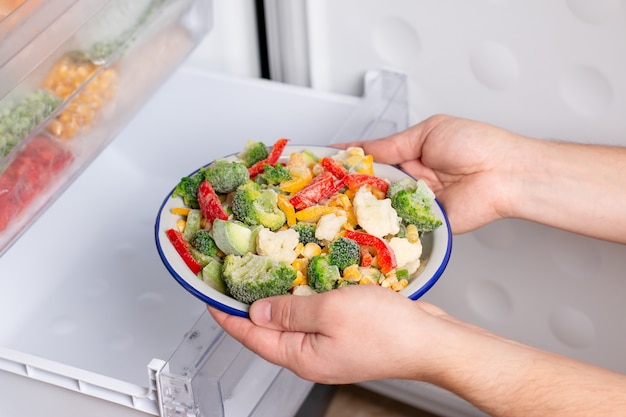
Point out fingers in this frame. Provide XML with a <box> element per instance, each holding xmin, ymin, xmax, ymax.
<box><xmin>334</xmin><ymin>115</ymin><xmax>449</xmax><ymax>165</ymax></box>
<box><xmin>249</xmin><ymin>293</ymin><xmax>333</xmax><ymax>333</ymax></box>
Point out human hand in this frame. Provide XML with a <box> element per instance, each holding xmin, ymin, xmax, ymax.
<box><xmin>208</xmin><ymin>284</ymin><xmax>454</xmax><ymax>384</ymax></box>
<box><xmin>338</xmin><ymin>114</ymin><xmax>528</xmax><ymax>234</ymax></box>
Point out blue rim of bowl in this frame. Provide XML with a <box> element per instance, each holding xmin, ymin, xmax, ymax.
<box><xmin>155</xmin><ymin>145</ymin><xmax>453</xmax><ymax>318</ymax></box>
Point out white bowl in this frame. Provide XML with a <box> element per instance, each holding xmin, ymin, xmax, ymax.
<box><xmin>155</xmin><ymin>145</ymin><xmax>452</xmax><ymax>317</ymax></box>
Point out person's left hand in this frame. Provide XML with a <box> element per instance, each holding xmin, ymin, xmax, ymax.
<box><xmin>208</xmin><ymin>284</ymin><xmax>452</xmax><ymax>384</ymax></box>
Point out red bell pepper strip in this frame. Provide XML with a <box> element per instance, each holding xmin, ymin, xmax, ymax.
<box><xmin>342</xmin><ymin>173</ymin><xmax>389</xmax><ymax>196</ymax></box>
<box><xmin>165</xmin><ymin>228</ymin><xmax>203</xmax><ymax>275</ymax></box>
<box><xmin>289</xmin><ymin>171</ymin><xmax>346</xmax><ymax>210</ymax></box>
<box><xmin>320</xmin><ymin>156</ymin><xmax>349</xmax><ymax>179</ymax></box>
<box><xmin>197</xmin><ymin>180</ymin><xmax>228</xmax><ymax>224</ymax></box>
<box><xmin>344</xmin><ymin>230</ymin><xmax>397</xmax><ymax>274</ymax></box>
<box><xmin>248</xmin><ymin>138</ymin><xmax>289</xmax><ymax>177</ymax></box>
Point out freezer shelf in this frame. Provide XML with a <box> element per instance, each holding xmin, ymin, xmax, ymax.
<box><xmin>0</xmin><ymin>68</ymin><xmax>408</xmax><ymax>416</ymax></box>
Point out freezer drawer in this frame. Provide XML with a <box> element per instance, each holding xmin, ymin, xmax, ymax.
<box><xmin>0</xmin><ymin>0</ymin><xmax>212</xmax><ymax>256</ymax></box>
<box><xmin>0</xmin><ymin>68</ymin><xmax>409</xmax><ymax>416</ymax></box>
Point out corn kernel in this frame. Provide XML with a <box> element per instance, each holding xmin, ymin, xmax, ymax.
<box><xmin>302</xmin><ymin>242</ymin><xmax>322</xmax><ymax>258</ymax></box>
<box><xmin>43</xmin><ymin>54</ymin><xmax>117</xmax><ymax>140</ymax></box>
<box><xmin>292</xmin><ymin>270</ymin><xmax>308</xmax><ymax>287</ymax></box>
<box><xmin>406</xmin><ymin>224</ymin><xmax>420</xmax><ymax>243</ymax></box>
<box><xmin>342</xmin><ymin>264</ymin><xmax>361</xmax><ymax>282</ymax></box>
<box><xmin>291</xmin><ymin>258</ymin><xmax>309</xmax><ymax>275</ymax></box>
<box><xmin>391</xmin><ymin>279</ymin><xmax>409</xmax><ymax>292</ymax></box>
<box><xmin>176</xmin><ymin>219</ymin><xmax>186</xmax><ymax>232</ymax></box>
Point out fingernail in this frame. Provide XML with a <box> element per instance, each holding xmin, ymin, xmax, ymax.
<box><xmin>250</xmin><ymin>300</ymin><xmax>271</xmax><ymax>324</ymax></box>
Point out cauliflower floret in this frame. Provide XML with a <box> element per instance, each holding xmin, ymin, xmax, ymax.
<box><xmin>315</xmin><ymin>212</ymin><xmax>347</xmax><ymax>241</ymax></box>
<box><xmin>387</xmin><ymin>236</ymin><xmax>423</xmax><ymax>275</ymax></box>
<box><xmin>256</xmin><ymin>227</ymin><xmax>300</xmax><ymax>264</ymax></box>
<box><xmin>353</xmin><ymin>187</ymin><xmax>400</xmax><ymax>238</ymax></box>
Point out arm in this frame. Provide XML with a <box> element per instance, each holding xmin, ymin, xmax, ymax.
<box><xmin>209</xmin><ymin>286</ymin><xmax>626</xmax><ymax>417</ymax></box>
<box><xmin>341</xmin><ymin>115</ymin><xmax>626</xmax><ymax>243</ymax></box>
<box><xmin>507</xmin><ymin>138</ymin><xmax>626</xmax><ymax>243</ymax></box>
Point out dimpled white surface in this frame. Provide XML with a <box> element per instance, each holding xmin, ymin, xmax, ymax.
<box><xmin>306</xmin><ymin>0</ymin><xmax>626</xmax><ymax>143</ymax></box>
<box><xmin>304</xmin><ymin>2</ymin><xmax>626</xmax><ymax>413</ymax></box>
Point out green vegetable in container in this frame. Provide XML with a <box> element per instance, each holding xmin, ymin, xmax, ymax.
<box><xmin>222</xmin><ymin>252</ymin><xmax>296</xmax><ymax>304</ymax></box>
<box><xmin>328</xmin><ymin>236</ymin><xmax>361</xmax><ymax>271</ymax></box>
<box><xmin>171</xmin><ymin>171</ymin><xmax>205</xmax><ymax>209</ymax></box>
<box><xmin>204</xmin><ymin>159</ymin><xmax>250</xmax><ymax>194</ymax></box>
<box><xmin>290</xmin><ymin>222</ymin><xmax>320</xmax><ymax>245</ymax></box>
<box><xmin>257</xmin><ymin>163</ymin><xmax>291</xmax><ymax>186</ymax></box>
<box><xmin>0</xmin><ymin>90</ymin><xmax>62</xmax><ymax>159</ymax></box>
<box><xmin>237</xmin><ymin>140</ymin><xmax>269</xmax><ymax>168</ymax></box>
<box><xmin>389</xmin><ymin>178</ymin><xmax>442</xmax><ymax>232</ymax></box>
<box><xmin>231</xmin><ymin>181</ymin><xmax>286</xmax><ymax>231</ymax></box>
<box><xmin>307</xmin><ymin>255</ymin><xmax>340</xmax><ymax>292</ymax></box>
<box><xmin>191</xmin><ymin>229</ymin><xmax>219</xmax><ymax>257</ymax></box>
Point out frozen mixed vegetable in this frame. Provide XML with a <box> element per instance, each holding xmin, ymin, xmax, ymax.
<box><xmin>165</xmin><ymin>139</ymin><xmax>443</xmax><ymax>305</ymax></box>
<box><xmin>42</xmin><ymin>54</ymin><xmax>118</xmax><ymax>140</ymax></box>
<box><xmin>0</xmin><ymin>90</ymin><xmax>62</xmax><ymax>159</ymax></box>
<box><xmin>0</xmin><ymin>135</ymin><xmax>73</xmax><ymax>232</ymax></box>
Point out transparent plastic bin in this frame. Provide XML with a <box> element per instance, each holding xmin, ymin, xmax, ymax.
<box><xmin>0</xmin><ymin>0</ymin><xmax>212</xmax><ymax>255</ymax></box>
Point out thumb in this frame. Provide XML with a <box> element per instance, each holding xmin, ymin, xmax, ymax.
<box><xmin>249</xmin><ymin>294</ymin><xmax>325</xmax><ymax>333</ymax></box>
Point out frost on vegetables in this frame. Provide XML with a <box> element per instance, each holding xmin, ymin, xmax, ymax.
<box><xmin>165</xmin><ymin>139</ymin><xmax>443</xmax><ymax>305</ymax></box>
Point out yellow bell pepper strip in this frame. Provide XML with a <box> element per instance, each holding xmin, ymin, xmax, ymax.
<box><xmin>342</xmin><ymin>173</ymin><xmax>389</xmax><ymax>196</ymax></box>
<box><xmin>279</xmin><ymin>166</ymin><xmax>313</xmax><ymax>194</ymax></box>
<box><xmin>197</xmin><ymin>180</ymin><xmax>228</xmax><ymax>225</ymax></box>
<box><xmin>295</xmin><ymin>205</ymin><xmax>344</xmax><ymax>222</ymax></box>
<box><xmin>248</xmin><ymin>138</ymin><xmax>289</xmax><ymax>177</ymax></box>
<box><xmin>276</xmin><ymin>193</ymin><xmax>297</xmax><ymax>226</ymax></box>
<box><xmin>171</xmin><ymin>207</ymin><xmax>191</xmax><ymax>216</ymax></box>
<box><xmin>165</xmin><ymin>228</ymin><xmax>203</xmax><ymax>275</ymax></box>
<box><xmin>320</xmin><ymin>156</ymin><xmax>348</xmax><ymax>179</ymax></box>
<box><xmin>289</xmin><ymin>171</ymin><xmax>346</xmax><ymax>210</ymax></box>
<box><xmin>344</xmin><ymin>230</ymin><xmax>397</xmax><ymax>274</ymax></box>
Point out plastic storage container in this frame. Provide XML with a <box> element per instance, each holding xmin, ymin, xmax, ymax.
<box><xmin>0</xmin><ymin>0</ymin><xmax>212</xmax><ymax>255</ymax></box>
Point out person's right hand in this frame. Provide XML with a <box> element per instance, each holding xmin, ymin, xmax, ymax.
<box><xmin>209</xmin><ymin>284</ymin><xmax>462</xmax><ymax>384</ymax></box>
<box><xmin>337</xmin><ymin>114</ymin><xmax>528</xmax><ymax>234</ymax></box>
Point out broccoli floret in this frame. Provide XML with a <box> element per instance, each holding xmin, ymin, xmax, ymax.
<box><xmin>237</xmin><ymin>140</ymin><xmax>269</xmax><ymax>168</ymax></box>
<box><xmin>204</xmin><ymin>159</ymin><xmax>250</xmax><ymax>194</ymax></box>
<box><xmin>307</xmin><ymin>255</ymin><xmax>340</xmax><ymax>292</ymax></box>
<box><xmin>391</xmin><ymin>186</ymin><xmax>442</xmax><ymax>233</ymax></box>
<box><xmin>387</xmin><ymin>177</ymin><xmax>418</xmax><ymax>200</ymax></box>
<box><xmin>192</xmin><ymin>229</ymin><xmax>219</xmax><ymax>257</ymax></box>
<box><xmin>222</xmin><ymin>253</ymin><xmax>296</xmax><ymax>304</ymax></box>
<box><xmin>291</xmin><ymin>222</ymin><xmax>320</xmax><ymax>245</ymax></box>
<box><xmin>172</xmin><ymin>172</ymin><xmax>204</xmax><ymax>208</ymax></box>
<box><xmin>232</xmin><ymin>181</ymin><xmax>286</xmax><ymax>230</ymax></box>
<box><xmin>257</xmin><ymin>163</ymin><xmax>291</xmax><ymax>186</ymax></box>
<box><xmin>328</xmin><ymin>236</ymin><xmax>360</xmax><ymax>270</ymax></box>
